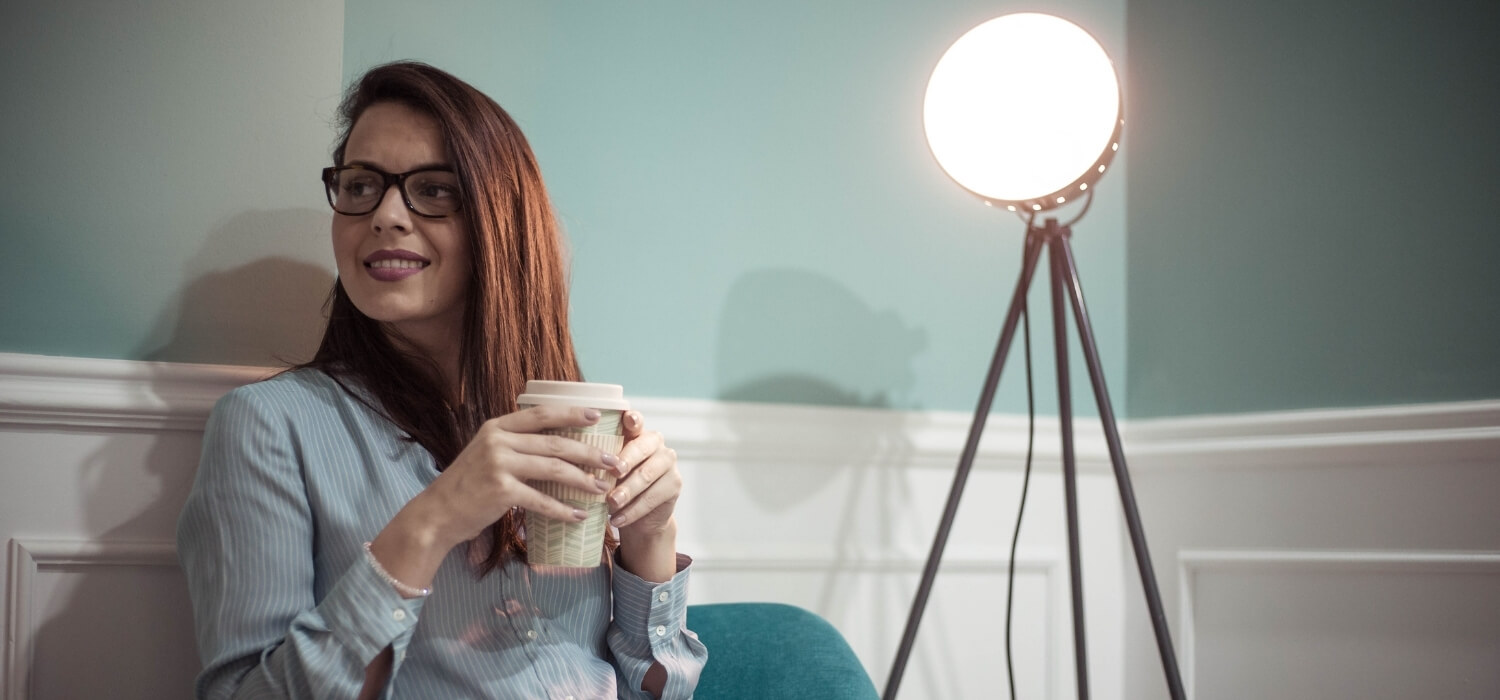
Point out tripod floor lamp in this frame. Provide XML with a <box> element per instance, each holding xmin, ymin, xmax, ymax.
<box><xmin>884</xmin><ymin>14</ymin><xmax>1186</xmax><ymax>700</ymax></box>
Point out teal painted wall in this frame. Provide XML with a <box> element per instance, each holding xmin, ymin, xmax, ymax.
<box><xmin>342</xmin><ymin>0</ymin><xmax>1129</xmax><ymax>414</ymax></box>
<box><xmin>12</xmin><ymin>1</ymin><xmax>1485</xmax><ymax>418</ymax></box>
<box><xmin>0</xmin><ymin>1</ymin><xmax>1133</xmax><ymax>416</ymax></box>
<box><xmin>1126</xmin><ymin>0</ymin><xmax>1500</xmax><ymax>416</ymax></box>
<box><xmin>0</xmin><ymin>1</ymin><xmax>344</xmax><ymax>367</ymax></box>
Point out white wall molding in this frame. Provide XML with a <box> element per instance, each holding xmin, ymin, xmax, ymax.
<box><xmin>693</xmin><ymin>545</ymin><xmax>1062</xmax><ymax>574</ymax></box>
<box><xmin>5</xmin><ymin>539</ymin><xmax>181</xmax><ymax>700</ymax></box>
<box><xmin>0</xmin><ymin>352</ymin><xmax>1113</xmax><ymax>470</ymax></box>
<box><xmin>1126</xmin><ymin>400</ymin><xmax>1500</xmax><ymax>470</ymax></box>
<box><xmin>4</xmin><ymin>537</ymin><xmax>1061</xmax><ymax>575</ymax></box>
<box><xmin>8</xmin><ymin>352</ymin><xmax>1497</xmax><ymax>471</ymax></box>
<box><xmin>1175</xmin><ymin>548</ymin><xmax>1500</xmax><ymax>700</ymax></box>
<box><xmin>0</xmin><ymin>353</ymin><xmax>271</xmax><ymax>432</ymax></box>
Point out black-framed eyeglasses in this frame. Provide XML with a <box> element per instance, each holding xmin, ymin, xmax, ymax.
<box><xmin>321</xmin><ymin>164</ymin><xmax>464</xmax><ymax>218</ymax></box>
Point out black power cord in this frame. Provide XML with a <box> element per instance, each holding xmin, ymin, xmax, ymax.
<box><xmin>1004</xmin><ymin>216</ymin><xmax>1039</xmax><ymax>700</ymax></box>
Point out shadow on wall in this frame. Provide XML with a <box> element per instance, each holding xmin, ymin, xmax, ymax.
<box><xmin>713</xmin><ymin>268</ymin><xmax>942</xmax><ymax>662</ymax></box>
<box><xmin>138</xmin><ymin>208</ymin><xmax>335</xmax><ymax>367</ymax></box>
<box><xmin>715</xmin><ymin>267</ymin><xmax>926</xmax><ymax>411</ymax></box>
<box><xmin>713</xmin><ymin>267</ymin><xmax>927</xmax><ymax>509</ymax></box>
<box><xmin>23</xmin><ymin>209</ymin><xmax>334</xmax><ymax>698</ymax></box>
<box><xmin>27</xmin><ymin>428</ymin><xmax>207</xmax><ymax>698</ymax></box>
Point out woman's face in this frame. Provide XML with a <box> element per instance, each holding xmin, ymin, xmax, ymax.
<box><xmin>332</xmin><ymin>101</ymin><xmax>471</xmax><ymax>352</ymax></box>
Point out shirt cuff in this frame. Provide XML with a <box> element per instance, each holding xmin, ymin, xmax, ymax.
<box><xmin>318</xmin><ymin>554</ymin><xmax>426</xmax><ymax>664</ymax></box>
<box><xmin>612</xmin><ymin>552</ymin><xmax>693</xmax><ymax>649</ymax></box>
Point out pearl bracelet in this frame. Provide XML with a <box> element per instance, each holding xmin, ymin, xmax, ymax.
<box><xmin>362</xmin><ymin>541</ymin><xmax>432</xmax><ymax>598</ymax></box>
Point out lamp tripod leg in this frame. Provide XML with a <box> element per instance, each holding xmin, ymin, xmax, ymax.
<box><xmin>886</xmin><ymin>218</ymin><xmax>1187</xmax><ymax>700</ymax></box>
<box><xmin>1047</xmin><ymin>227</ymin><xmax>1092</xmax><ymax>700</ymax></box>
<box><xmin>882</xmin><ymin>228</ymin><xmax>1047</xmax><ymax>700</ymax></box>
<box><xmin>1054</xmin><ymin>236</ymin><xmax>1188</xmax><ymax>700</ymax></box>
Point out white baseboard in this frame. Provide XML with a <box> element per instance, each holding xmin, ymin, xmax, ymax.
<box><xmin>5</xmin><ymin>351</ymin><xmax>1496</xmax><ymax>468</ymax></box>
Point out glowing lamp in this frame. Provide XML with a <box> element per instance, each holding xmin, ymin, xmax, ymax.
<box><xmin>885</xmin><ymin>14</ymin><xmax>1187</xmax><ymax>700</ymax></box>
<box><xmin>923</xmin><ymin>13</ymin><xmax>1122</xmax><ymax>213</ymax></box>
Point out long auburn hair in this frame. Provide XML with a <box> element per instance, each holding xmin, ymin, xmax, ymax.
<box><xmin>305</xmin><ymin>61</ymin><xmax>582</xmax><ymax>575</ymax></box>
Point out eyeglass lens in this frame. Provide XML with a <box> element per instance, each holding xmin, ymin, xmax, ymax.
<box><xmin>326</xmin><ymin>167</ymin><xmax>462</xmax><ymax>217</ymax></box>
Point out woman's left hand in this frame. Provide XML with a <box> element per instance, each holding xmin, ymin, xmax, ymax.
<box><xmin>607</xmin><ymin>411</ymin><xmax>681</xmax><ymax>538</ymax></box>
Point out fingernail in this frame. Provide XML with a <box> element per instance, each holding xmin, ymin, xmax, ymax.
<box><xmin>609</xmin><ymin>490</ymin><xmax>628</xmax><ymax>508</ymax></box>
<box><xmin>601</xmin><ymin>452</ymin><xmax>622</xmax><ymax>468</ymax></box>
<box><xmin>572</xmin><ymin>509</ymin><xmax>588</xmax><ymax>521</ymax></box>
<box><xmin>594</xmin><ymin>478</ymin><xmax>610</xmax><ymax>492</ymax></box>
<box><xmin>610</xmin><ymin>514</ymin><xmax>625</xmax><ymax>526</ymax></box>
<box><xmin>583</xmin><ymin>408</ymin><xmax>601</xmax><ymax>421</ymax></box>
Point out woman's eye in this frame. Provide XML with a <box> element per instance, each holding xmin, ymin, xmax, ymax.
<box><xmin>415</xmin><ymin>183</ymin><xmax>458</xmax><ymax>199</ymax></box>
<box><xmin>342</xmin><ymin>180</ymin><xmax>378</xmax><ymax>197</ymax></box>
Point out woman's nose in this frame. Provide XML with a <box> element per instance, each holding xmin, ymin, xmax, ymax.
<box><xmin>371</xmin><ymin>184</ymin><xmax>412</xmax><ymax>233</ymax></box>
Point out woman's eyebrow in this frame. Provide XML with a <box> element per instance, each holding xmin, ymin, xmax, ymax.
<box><xmin>344</xmin><ymin>158</ymin><xmax>454</xmax><ymax>172</ymax></box>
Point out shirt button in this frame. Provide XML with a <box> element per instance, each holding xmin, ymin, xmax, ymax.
<box><xmin>657</xmin><ymin>591</ymin><xmax>670</xmax><ymax>603</ymax></box>
<box><xmin>655</xmin><ymin>625</ymin><xmax>667</xmax><ymax>636</ymax></box>
<box><xmin>526</xmin><ymin>629</ymin><xmax>538</xmax><ymax>640</ymax></box>
<box><xmin>392</xmin><ymin>609</ymin><xmax>407</xmax><ymax>621</ymax></box>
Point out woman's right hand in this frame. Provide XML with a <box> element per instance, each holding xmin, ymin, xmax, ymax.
<box><xmin>367</xmin><ymin>405</ymin><xmax>623</xmax><ymax>594</ymax></box>
<box><xmin>424</xmin><ymin>404</ymin><xmax>623</xmax><ymax>544</ymax></box>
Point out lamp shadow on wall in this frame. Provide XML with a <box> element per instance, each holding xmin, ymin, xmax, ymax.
<box><xmin>716</xmin><ymin>267</ymin><xmax>958</xmax><ymax>673</ymax></box>
<box><xmin>27</xmin><ymin>209</ymin><xmax>333</xmax><ymax>698</ymax></box>
<box><xmin>715</xmin><ymin>267</ymin><xmax>927</xmax><ymax>502</ymax></box>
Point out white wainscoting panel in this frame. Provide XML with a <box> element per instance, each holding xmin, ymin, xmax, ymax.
<box><xmin>0</xmin><ymin>353</ymin><xmax>1125</xmax><ymax>700</ymax></box>
<box><xmin>6</xmin><ymin>352</ymin><xmax>1497</xmax><ymax>699</ymax></box>
<box><xmin>1121</xmin><ymin>404</ymin><xmax>1500</xmax><ymax>700</ymax></box>
<box><xmin>1177</xmin><ymin>550</ymin><xmax>1500</xmax><ymax>700</ymax></box>
<box><xmin>693</xmin><ymin>548</ymin><xmax>1066</xmax><ymax>700</ymax></box>
<box><xmin>6</xmin><ymin>539</ymin><xmax>194</xmax><ymax>700</ymax></box>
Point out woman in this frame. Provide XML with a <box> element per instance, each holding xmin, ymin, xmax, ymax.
<box><xmin>177</xmin><ymin>61</ymin><xmax>707</xmax><ymax>699</ymax></box>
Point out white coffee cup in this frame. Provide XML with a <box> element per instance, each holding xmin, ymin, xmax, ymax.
<box><xmin>516</xmin><ymin>380</ymin><xmax>630</xmax><ymax>567</ymax></box>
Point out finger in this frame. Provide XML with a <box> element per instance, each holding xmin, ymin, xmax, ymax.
<box><xmin>615</xmin><ymin>429</ymin><xmax>664</xmax><ymax>478</ymax></box>
<box><xmin>493</xmin><ymin>404</ymin><xmax>603</xmax><ymax>433</ymax></box>
<box><xmin>507</xmin><ymin>453</ymin><xmax>612</xmax><ymax>496</ymax></box>
<box><xmin>621</xmin><ymin>410</ymin><xmax>646</xmax><ymax>440</ymax></box>
<box><xmin>507</xmin><ymin>432</ymin><xmax>623</xmax><ymax>476</ymax></box>
<box><xmin>609</xmin><ymin>445</ymin><xmax>676</xmax><ymax>513</ymax></box>
<box><xmin>609</xmin><ymin>468</ymin><xmax>682</xmax><ymax>529</ymax></box>
<box><xmin>510</xmin><ymin>481</ymin><xmax>591</xmax><ymax>523</ymax></box>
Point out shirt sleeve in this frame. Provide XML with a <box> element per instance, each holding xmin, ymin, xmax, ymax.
<box><xmin>607</xmin><ymin>552</ymin><xmax>709</xmax><ymax>700</ymax></box>
<box><xmin>176</xmin><ymin>386</ymin><xmax>425</xmax><ymax>700</ymax></box>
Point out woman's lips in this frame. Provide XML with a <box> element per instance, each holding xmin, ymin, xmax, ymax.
<box><xmin>364</xmin><ymin>251</ymin><xmax>430</xmax><ymax>282</ymax></box>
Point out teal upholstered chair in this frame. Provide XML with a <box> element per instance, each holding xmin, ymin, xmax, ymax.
<box><xmin>687</xmin><ymin>602</ymin><xmax>879</xmax><ymax>699</ymax></box>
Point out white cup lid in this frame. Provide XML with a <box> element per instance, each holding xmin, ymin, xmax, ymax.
<box><xmin>516</xmin><ymin>380</ymin><xmax>630</xmax><ymax>411</ymax></box>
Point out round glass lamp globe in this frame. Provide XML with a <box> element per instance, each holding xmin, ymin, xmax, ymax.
<box><xmin>923</xmin><ymin>13</ymin><xmax>1121</xmax><ymax>208</ymax></box>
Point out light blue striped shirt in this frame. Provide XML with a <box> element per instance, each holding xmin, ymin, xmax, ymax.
<box><xmin>176</xmin><ymin>369</ymin><xmax>707</xmax><ymax>699</ymax></box>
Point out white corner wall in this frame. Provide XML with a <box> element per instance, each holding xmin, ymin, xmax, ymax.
<box><xmin>1122</xmin><ymin>402</ymin><xmax>1500</xmax><ymax>699</ymax></box>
